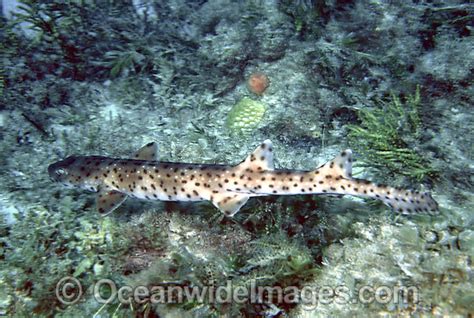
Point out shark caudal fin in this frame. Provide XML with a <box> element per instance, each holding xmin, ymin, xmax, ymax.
<box><xmin>314</xmin><ymin>149</ymin><xmax>439</xmax><ymax>214</ymax></box>
<box><xmin>386</xmin><ymin>190</ymin><xmax>438</xmax><ymax>214</ymax></box>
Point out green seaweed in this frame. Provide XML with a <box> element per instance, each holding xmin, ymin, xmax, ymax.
<box><xmin>8</xmin><ymin>1</ymin><xmax>155</xmax><ymax>80</ymax></box>
<box><xmin>122</xmin><ymin>230</ymin><xmax>320</xmax><ymax>316</ymax></box>
<box><xmin>347</xmin><ymin>87</ymin><xmax>437</xmax><ymax>181</ymax></box>
<box><xmin>226</xmin><ymin>97</ymin><xmax>266</xmax><ymax>135</ymax></box>
<box><xmin>109</xmin><ymin>202</ymin><xmax>327</xmax><ymax>317</ymax></box>
<box><xmin>0</xmin><ymin>202</ymin><xmax>170</xmax><ymax>316</ymax></box>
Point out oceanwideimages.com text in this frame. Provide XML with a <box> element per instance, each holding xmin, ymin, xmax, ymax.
<box><xmin>56</xmin><ymin>276</ymin><xmax>419</xmax><ymax>310</ymax></box>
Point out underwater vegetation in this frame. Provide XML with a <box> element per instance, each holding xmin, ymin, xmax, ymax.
<box><xmin>0</xmin><ymin>198</ymin><xmax>329</xmax><ymax>316</ymax></box>
<box><xmin>226</xmin><ymin>97</ymin><xmax>266</xmax><ymax>135</ymax></box>
<box><xmin>347</xmin><ymin>87</ymin><xmax>438</xmax><ymax>182</ymax></box>
<box><xmin>0</xmin><ymin>203</ymin><xmax>119</xmax><ymax>315</ymax></box>
<box><xmin>6</xmin><ymin>1</ymin><xmax>159</xmax><ymax>80</ymax></box>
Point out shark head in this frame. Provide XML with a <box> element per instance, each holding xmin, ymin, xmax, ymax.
<box><xmin>48</xmin><ymin>155</ymin><xmax>101</xmax><ymax>191</ymax></box>
<box><xmin>48</xmin><ymin>156</ymin><xmax>78</xmax><ymax>184</ymax></box>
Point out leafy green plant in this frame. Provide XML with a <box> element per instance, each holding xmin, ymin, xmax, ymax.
<box><xmin>9</xmin><ymin>1</ymin><xmax>155</xmax><ymax>80</ymax></box>
<box><xmin>0</xmin><ymin>202</ymin><xmax>138</xmax><ymax>316</ymax></box>
<box><xmin>347</xmin><ymin>87</ymin><xmax>437</xmax><ymax>181</ymax></box>
<box><xmin>10</xmin><ymin>1</ymin><xmax>88</xmax><ymax>78</ymax></box>
<box><xmin>95</xmin><ymin>39</ymin><xmax>158</xmax><ymax>77</ymax></box>
<box><xmin>247</xmin><ymin>233</ymin><xmax>319</xmax><ymax>282</ymax></box>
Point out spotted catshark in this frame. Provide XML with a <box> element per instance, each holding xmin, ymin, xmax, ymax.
<box><xmin>48</xmin><ymin>140</ymin><xmax>438</xmax><ymax>216</ymax></box>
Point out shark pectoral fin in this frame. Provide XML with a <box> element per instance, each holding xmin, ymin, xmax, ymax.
<box><xmin>238</xmin><ymin>139</ymin><xmax>274</xmax><ymax>172</ymax></box>
<box><xmin>96</xmin><ymin>190</ymin><xmax>127</xmax><ymax>215</ymax></box>
<box><xmin>133</xmin><ymin>142</ymin><xmax>159</xmax><ymax>160</ymax></box>
<box><xmin>211</xmin><ymin>193</ymin><xmax>250</xmax><ymax>217</ymax></box>
<box><xmin>317</xmin><ymin>149</ymin><xmax>353</xmax><ymax>178</ymax></box>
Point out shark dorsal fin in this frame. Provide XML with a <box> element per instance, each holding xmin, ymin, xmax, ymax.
<box><xmin>211</xmin><ymin>193</ymin><xmax>250</xmax><ymax>217</ymax></box>
<box><xmin>97</xmin><ymin>189</ymin><xmax>127</xmax><ymax>215</ymax></box>
<box><xmin>238</xmin><ymin>139</ymin><xmax>274</xmax><ymax>171</ymax></box>
<box><xmin>316</xmin><ymin>149</ymin><xmax>353</xmax><ymax>178</ymax></box>
<box><xmin>133</xmin><ymin>142</ymin><xmax>159</xmax><ymax>160</ymax></box>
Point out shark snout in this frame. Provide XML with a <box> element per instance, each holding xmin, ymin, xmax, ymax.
<box><xmin>48</xmin><ymin>156</ymin><xmax>77</xmax><ymax>182</ymax></box>
<box><xmin>48</xmin><ymin>162</ymin><xmax>66</xmax><ymax>182</ymax></box>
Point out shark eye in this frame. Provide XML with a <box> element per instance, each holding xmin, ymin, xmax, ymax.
<box><xmin>56</xmin><ymin>168</ymin><xmax>67</xmax><ymax>176</ymax></box>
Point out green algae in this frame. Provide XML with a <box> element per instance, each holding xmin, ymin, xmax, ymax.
<box><xmin>0</xmin><ymin>203</ymin><xmax>170</xmax><ymax>316</ymax></box>
<box><xmin>226</xmin><ymin>97</ymin><xmax>266</xmax><ymax>135</ymax></box>
<box><xmin>347</xmin><ymin>87</ymin><xmax>437</xmax><ymax>182</ymax></box>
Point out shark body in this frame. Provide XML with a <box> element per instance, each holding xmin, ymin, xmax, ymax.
<box><xmin>48</xmin><ymin>140</ymin><xmax>438</xmax><ymax>216</ymax></box>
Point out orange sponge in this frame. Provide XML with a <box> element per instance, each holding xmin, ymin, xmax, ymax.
<box><xmin>247</xmin><ymin>72</ymin><xmax>269</xmax><ymax>95</ymax></box>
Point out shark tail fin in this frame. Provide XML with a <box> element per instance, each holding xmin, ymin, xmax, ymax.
<box><xmin>315</xmin><ymin>149</ymin><xmax>439</xmax><ymax>214</ymax></box>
